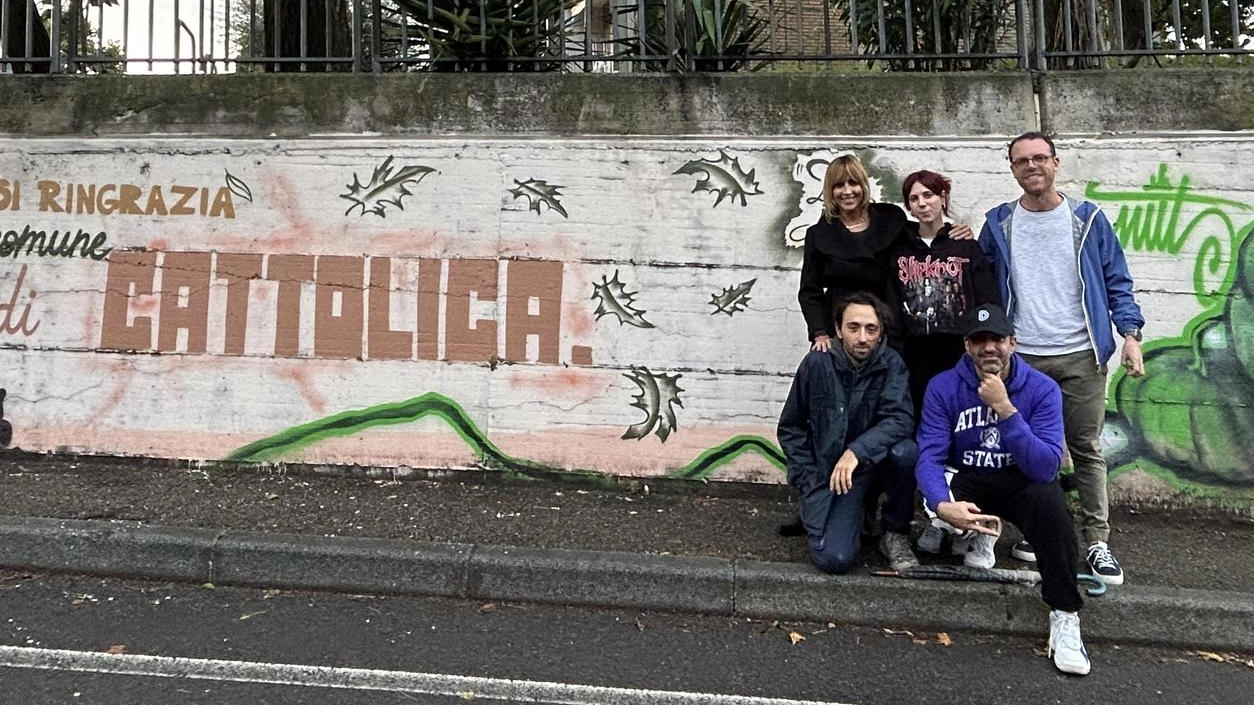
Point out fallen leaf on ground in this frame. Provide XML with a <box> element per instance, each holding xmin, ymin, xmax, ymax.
<box><xmin>936</xmin><ymin>632</ymin><xmax>953</xmax><ymax>646</ymax></box>
<box><xmin>882</xmin><ymin>628</ymin><xmax>915</xmax><ymax>638</ymax></box>
<box><xmin>479</xmin><ymin>603</ymin><xmax>497</xmax><ymax>613</ymax></box>
<box><xmin>261</xmin><ymin>589</ymin><xmax>282</xmax><ymax>599</ymax></box>
<box><xmin>457</xmin><ymin>691</ymin><xmax>475</xmax><ymax>700</ymax></box>
<box><xmin>106</xmin><ymin>644</ymin><xmax>126</xmax><ymax>655</ymax></box>
<box><xmin>788</xmin><ymin>631</ymin><xmax>806</xmax><ymax>645</ymax></box>
<box><xmin>1197</xmin><ymin>651</ymin><xmax>1227</xmax><ymax>663</ymax></box>
<box><xmin>200</xmin><ymin>583</ymin><xmax>216</xmax><ymax>590</ymax></box>
<box><xmin>635</xmin><ymin>616</ymin><xmax>646</xmax><ymax>632</ymax></box>
<box><xmin>238</xmin><ymin>611</ymin><xmax>266</xmax><ymax>621</ymax></box>
<box><xmin>912</xmin><ymin>639</ymin><xmax>929</xmax><ymax>646</ymax></box>
<box><xmin>263</xmin><ymin>492</ymin><xmax>279</xmax><ymax>501</ymax></box>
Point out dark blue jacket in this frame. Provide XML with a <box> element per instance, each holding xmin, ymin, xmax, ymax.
<box><xmin>915</xmin><ymin>354</ymin><xmax>1064</xmax><ymax>511</ymax></box>
<box><xmin>978</xmin><ymin>194</ymin><xmax>1145</xmax><ymax>365</ymax></box>
<box><xmin>777</xmin><ymin>343</ymin><xmax>914</xmax><ymax>536</ymax></box>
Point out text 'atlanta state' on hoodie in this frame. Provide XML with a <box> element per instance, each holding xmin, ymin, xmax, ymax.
<box><xmin>914</xmin><ymin>353</ymin><xmax>1065</xmax><ymax>511</ymax></box>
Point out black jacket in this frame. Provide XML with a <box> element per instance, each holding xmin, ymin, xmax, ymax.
<box><xmin>776</xmin><ymin>342</ymin><xmax>914</xmax><ymax>537</ymax></box>
<box><xmin>888</xmin><ymin>222</ymin><xmax>1001</xmax><ymax>337</ymax></box>
<box><xmin>797</xmin><ymin>203</ymin><xmax>906</xmax><ymax>342</ymax></box>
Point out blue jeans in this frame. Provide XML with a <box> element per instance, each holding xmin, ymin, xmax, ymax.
<box><xmin>804</xmin><ymin>439</ymin><xmax>918</xmax><ymax>575</ymax></box>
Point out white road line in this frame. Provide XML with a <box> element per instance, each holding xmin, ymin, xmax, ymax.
<box><xmin>0</xmin><ymin>645</ymin><xmax>854</xmax><ymax>705</ymax></box>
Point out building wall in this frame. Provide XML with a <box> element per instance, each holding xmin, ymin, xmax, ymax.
<box><xmin>0</xmin><ymin>71</ymin><xmax>1251</xmax><ymax>506</ymax></box>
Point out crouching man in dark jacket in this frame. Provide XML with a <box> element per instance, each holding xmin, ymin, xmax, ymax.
<box><xmin>777</xmin><ymin>292</ymin><xmax>919</xmax><ymax>574</ymax></box>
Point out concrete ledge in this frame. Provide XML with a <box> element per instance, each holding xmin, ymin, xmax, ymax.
<box><xmin>0</xmin><ymin>516</ymin><xmax>1250</xmax><ymax>652</ymax></box>
<box><xmin>212</xmin><ymin>531</ymin><xmax>473</xmax><ymax>597</ymax></box>
<box><xmin>734</xmin><ymin>560</ymin><xmax>1046</xmax><ymax>636</ymax></box>
<box><xmin>469</xmin><ymin>545</ymin><xmax>735</xmax><ymax>614</ymax></box>
<box><xmin>0</xmin><ymin>517</ymin><xmax>214</xmax><ymax>583</ymax></box>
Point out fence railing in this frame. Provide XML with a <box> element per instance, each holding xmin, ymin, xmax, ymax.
<box><xmin>1</xmin><ymin>0</ymin><xmax>1250</xmax><ymax>75</ymax></box>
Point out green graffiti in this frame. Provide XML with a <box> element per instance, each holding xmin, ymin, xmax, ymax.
<box><xmin>667</xmin><ymin>435</ymin><xmax>785</xmax><ymax>481</ymax></box>
<box><xmin>228</xmin><ymin>391</ymin><xmax>785</xmax><ymax>482</ymax></box>
<box><xmin>1113</xmin><ymin>221</ymin><xmax>1254</xmax><ymax>488</ymax></box>
<box><xmin>224</xmin><ymin>392</ymin><xmax>554</xmax><ymax>475</ymax></box>
<box><xmin>1085</xmin><ymin>164</ymin><xmax>1250</xmax><ymax>306</ymax></box>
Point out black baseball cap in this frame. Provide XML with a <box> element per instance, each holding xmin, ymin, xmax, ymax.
<box><xmin>965</xmin><ymin>304</ymin><xmax>1015</xmax><ymax>338</ymax></box>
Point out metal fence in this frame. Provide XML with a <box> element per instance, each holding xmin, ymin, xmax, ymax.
<box><xmin>1</xmin><ymin>0</ymin><xmax>1250</xmax><ymax>74</ymax></box>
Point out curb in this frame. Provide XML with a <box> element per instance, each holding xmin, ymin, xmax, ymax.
<box><xmin>2</xmin><ymin>517</ymin><xmax>1250</xmax><ymax>652</ymax></box>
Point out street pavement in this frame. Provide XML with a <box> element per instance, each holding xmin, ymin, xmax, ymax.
<box><xmin>0</xmin><ymin>454</ymin><xmax>1252</xmax><ymax>653</ymax></box>
<box><xmin>2</xmin><ymin>572</ymin><xmax>1251</xmax><ymax>705</ymax></box>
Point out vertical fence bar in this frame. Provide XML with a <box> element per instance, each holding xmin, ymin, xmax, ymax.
<box><xmin>1</xmin><ymin>0</ymin><xmax>9</xmax><ymax>74</ymax></box>
<box><xmin>1087</xmin><ymin>0</ymin><xmax>1099</xmax><ymax>57</ymax></box>
<box><xmin>1200</xmin><ymin>0</ymin><xmax>1212</xmax><ymax>51</ymax></box>
<box><xmin>875</xmin><ymin>0</ymin><xmax>886</xmax><ymax>56</ymax></box>
<box><xmin>1033</xmin><ymin>0</ymin><xmax>1046</xmax><ymax>69</ymax></box>
<box><xmin>174</xmin><ymin>0</ymin><xmax>182</xmax><ymax>73</ymax></box>
<box><xmin>714</xmin><ymin>0</ymin><xmax>725</xmax><ymax>70</ymax></box>
<box><xmin>821</xmin><ymin>0</ymin><xmax>830</xmax><ymax>56</ymax></box>
<box><xmin>638</xmin><ymin>0</ymin><xmax>648</xmax><ymax>72</ymax></box>
<box><xmin>584</xmin><ymin>0</ymin><xmax>594</xmax><ymax>72</ymax></box>
<box><xmin>325</xmin><ymin>0</ymin><xmax>334</xmax><ymax>63</ymax></box>
<box><xmin>849</xmin><ymin>0</ymin><xmax>857</xmax><ymax>58</ymax></box>
<box><xmin>1171</xmin><ymin>0</ymin><xmax>1184</xmax><ymax>50</ymax></box>
<box><xmin>300</xmin><ymin>0</ymin><xmax>309</xmax><ymax>71</ymax></box>
<box><xmin>683</xmin><ymin>0</ymin><xmax>696</xmax><ymax>70</ymax></box>
<box><xmin>352</xmin><ymin>0</ymin><xmax>363</xmax><ymax>71</ymax></box>
<box><xmin>903</xmin><ymin>0</ymin><xmax>914</xmax><ymax>66</ymax></box>
<box><xmin>371</xmin><ymin>0</ymin><xmax>382</xmax><ymax>72</ymax></box>
<box><xmin>68</xmin><ymin>0</ymin><xmax>81</xmax><ymax>73</ymax></box>
<box><xmin>931</xmin><ymin>0</ymin><xmax>941</xmax><ymax>64</ymax></box>
<box><xmin>795</xmin><ymin>0</ymin><xmax>804</xmax><ymax>60</ymax></box>
<box><xmin>1061</xmin><ymin>0</ymin><xmax>1073</xmax><ymax>60</ymax></box>
<box><xmin>1112</xmin><ymin>0</ymin><xmax>1124</xmax><ymax>51</ymax></box>
<box><xmin>1231</xmin><ymin>0</ymin><xmax>1241</xmax><ymax>51</ymax></box>
<box><xmin>1141</xmin><ymin>0</ymin><xmax>1151</xmax><ymax>55</ymax></box>
<box><xmin>1015</xmin><ymin>0</ymin><xmax>1028</xmax><ymax>68</ymax></box>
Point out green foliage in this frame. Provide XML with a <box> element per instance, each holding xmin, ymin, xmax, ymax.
<box><xmin>389</xmin><ymin>0</ymin><xmax>579</xmax><ymax>71</ymax></box>
<box><xmin>622</xmin><ymin>0</ymin><xmax>771</xmax><ymax>71</ymax></box>
<box><xmin>830</xmin><ymin>0</ymin><xmax>1014</xmax><ymax>71</ymax></box>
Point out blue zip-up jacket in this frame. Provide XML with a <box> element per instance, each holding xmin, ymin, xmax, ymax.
<box><xmin>978</xmin><ymin>194</ymin><xmax>1145</xmax><ymax>366</ymax></box>
<box><xmin>915</xmin><ymin>354</ymin><xmax>1064</xmax><ymax>511</ymax></box>
<box><xmin>777</xmin><ymin>342</ymin><xmax>914</xmax><ymax>536</ymax></box>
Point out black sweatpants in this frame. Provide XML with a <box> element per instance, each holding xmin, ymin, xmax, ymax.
<box><xmin>951</xmin><ymin>471</ymin><xmax>1084</xmax><ymax>613</ymax></box>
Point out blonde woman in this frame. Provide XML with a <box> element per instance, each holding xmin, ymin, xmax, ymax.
<box><xmin>798</xmin><ymin>155</ymin><xmax>973</xmax><ymax>353</ymax></box>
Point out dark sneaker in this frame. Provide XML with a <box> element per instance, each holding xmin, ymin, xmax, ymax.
<box><xmin>879</xmin><ymin>532</ymin><xmax>919</xmax><ymax>572</ymax></box>
<box><xmin>1086</xmin><ymin>541</ymin><xmax>1124</xmax><ymax>586</ymax></box>
<box><xmin>917</xmin><ymin>524</ymin><xmax>945</xmax><ymax>554</ymax></box>
<box><xmin>1048</xmin><ymin>610</ymin><xmax>1091</xmax><ymax>676</ymax></box>
<box><xmin>777</xmin><ymin>512</ymin><xmax>804</xmax><ymax>537</ymax></box>
<box><xmin>1012</xmin><ymin>539</ymin><xmax>1037</xmax><ymax>562</ymax></box>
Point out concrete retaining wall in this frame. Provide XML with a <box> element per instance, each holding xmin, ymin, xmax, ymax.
<box><xmin>0</xmin><ymin>70</ymin><xmax>1251</xmax><ymax>505</ymax></box>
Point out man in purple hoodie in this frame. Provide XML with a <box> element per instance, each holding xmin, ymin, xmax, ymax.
<box><xmin>915</xmin><ymin>303</ymin><xmax>1090</xmax><ymax>676</ymax></box>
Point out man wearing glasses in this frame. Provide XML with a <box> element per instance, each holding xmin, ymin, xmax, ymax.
<box><xmin>977</xmin><ymin>131</ymin><xmax>1146</xmax><ymax>586</ymax></box>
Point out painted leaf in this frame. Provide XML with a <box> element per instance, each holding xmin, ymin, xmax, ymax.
<box><xmin>509</xmin><ymin>178</ymin><xmax>568</xmax><ymax>218</ymax></box>
<box><xmin>709</xmin><ymin>278</ymin><xmax>756</xmax><ymax>316</ymax></box>
<box><xmin>788</xmin><ymin>631</ymin><xmax>806</xmax><ymax>645</ymax></box>
<box><xmin>673</xmin><ymin>150</ymin><xmax>764</xmax><ymax>208</ymax></box>
<box><xmin>224</xmin><ymin>170</ymin><xmax>253</xmax><ymax>203</ymax></box>
<box><xmin>936</xmin><ymin>632</ymin><xmax>953</xmax><ymax>646</ymax></box>
<box><xmin>622</xmin><ymin>367</ymin><xmax>685</xmax><ymax>442</ymax></box>
<box><xmin>340</xmin><ymin>156</ymin><xmax>436</xmax><ymax>217</ymax></box>
<box><xmin>592</xmin><ymin>271</ymin><xmax>655</xmax><ymax>328</ymax></box>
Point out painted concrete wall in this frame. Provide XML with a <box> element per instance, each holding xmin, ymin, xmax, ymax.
<box><xmin>0</xmin><ymin>72</ymin><xmax>1252</xmax><ymax>505</ymax></box>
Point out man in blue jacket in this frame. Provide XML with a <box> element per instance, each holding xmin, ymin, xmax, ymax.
<box><xmin>916</xmin><ymin>303</ymin><xmax>1089</xmax><ymax>676</ymax></box>
<box><xmin>978</xmin><ymin>131</ymin><xmax>1146</xmax><ymax>586</ymax></box>
<box><xmin>777</xmin><ymin>292</ymin><xmax>918</xmax><ymax>574</ymax></box>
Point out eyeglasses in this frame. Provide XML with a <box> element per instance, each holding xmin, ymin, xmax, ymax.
<box><xmin>1010</xmin><ymin>154</ymin><xmax>1054</xmax><ymax>170</ymax></box>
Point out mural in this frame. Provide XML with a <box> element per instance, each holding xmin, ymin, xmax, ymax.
<box><xmin>0</xmin><ymin>137</ymin><xmax>1250</xmax><ymax>504</ymax></box>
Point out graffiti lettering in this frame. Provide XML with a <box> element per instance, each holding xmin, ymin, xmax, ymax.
<box><xmin>0</xmin><ymin>225</ymin><xmax>111</xmax><ymax>261</ymax></box>
<box><xmin>897</xmin><ymin>255</ymin><xmax>968</xmax><ymax>286</ymax></box>
<box><xmin>1085</xmin><ymin>164</ymin><xmax>1252</xmax><ymax>304</ymax></box>
<box><xmin>98</xmin><ymin>252</ymin><xmax>575</xmax><ymax>365</ymax></box>
<box><xmin>0</xmin><ymin>179</ymin><xmax>20</xmax><ymax>210</ymax></box>
<box><xmin>0</xmin><ymin>264</ymin><xmax>40</xmax><ymax>337</ymax></box>
<box><xmin>7</xmin><ymin>180</ymin><xmax>238</xmax><ymax>219</ymax></box>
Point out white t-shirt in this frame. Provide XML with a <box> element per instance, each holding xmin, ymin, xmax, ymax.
<box><xmin>1009</xmin><ymin>201</ymin><xmax>1091</xmax><ymax>356</ymax></box>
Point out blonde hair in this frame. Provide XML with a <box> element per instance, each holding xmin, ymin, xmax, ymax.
<box><xmin>821</xmin><ymin>155</ymin><xmax>871</xmax><ymax>224</ymax></box>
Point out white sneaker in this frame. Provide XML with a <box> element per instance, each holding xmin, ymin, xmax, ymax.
<box><xmin>1048</xmin><ymin>610</ymin><xmax>1091</xmax><ymax>676</ymax></box>
<box><xmin>963</xmin><ymin>533</ymin><xmax>996</xmax><ymax>569</ymax></box>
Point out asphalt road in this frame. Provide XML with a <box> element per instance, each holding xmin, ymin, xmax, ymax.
<box><xmin>0</xmin><ymin>571</ymin><xmax>1249</xmax><ymax>705</ymax></box>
